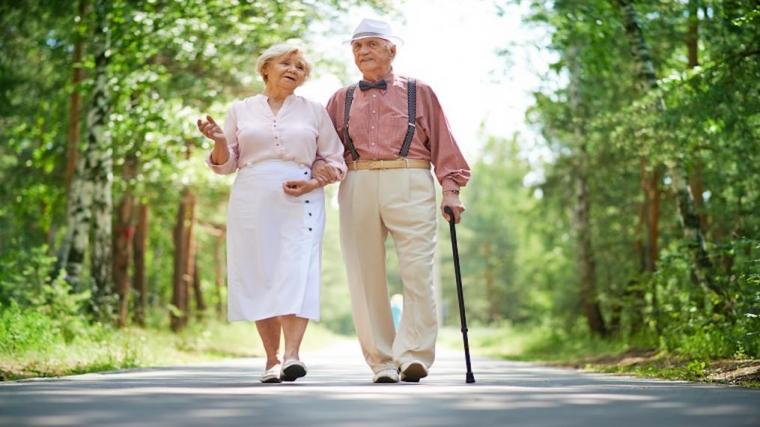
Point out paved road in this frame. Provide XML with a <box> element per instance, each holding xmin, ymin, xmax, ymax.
<box><xmin>2</xmin><ymin>340</ymin><xmax>759</xmax><ymax>427</ymax></box>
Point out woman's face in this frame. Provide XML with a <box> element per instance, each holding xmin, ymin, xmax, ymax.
<box><xmin>264</xmin><ymin>52</ymin><xmax>307</xmax><ymax>92</ymax></box>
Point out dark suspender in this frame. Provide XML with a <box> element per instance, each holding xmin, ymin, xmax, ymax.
<box><xmin>398</xmin><ymin>78</ymin><xmax>416</xmax><ymax>158</ymax></box>
<box><xmin>343</xmin><ymin>84</ymin><xmax>360</xmax><ymax>161</ymax></box>
<box><xmin>342</xmin><ymin>78</ymin><xmax>417</xmax><ymax>161</ymax></box>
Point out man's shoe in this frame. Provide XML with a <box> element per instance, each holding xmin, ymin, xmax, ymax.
<box><xmin>260</xmin><ymin>364</ymin><xmax>282</xmax><ymax>383</ymax></box>
<box><xmin>372</xmin><ymin>368</ymin><xmax>400</xmax><ymax>383</ymax></box>
<box><xmin>280</xmin><ymin>360</ymin><xmax>307</xmax><ymax>382</ymax></box>
<box><xmin>400</xmin><ymin>361</ymin><xmax>428</xmax><ymax>382</ymax></box>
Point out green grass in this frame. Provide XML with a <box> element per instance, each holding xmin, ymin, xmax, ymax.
<box><xmin>1</xmin><ymin>307</ymin><xmax>341</xmax><ymax>381</ymax></box>
<box><xmin>439</xmin><ymin>322</ymin><xmax>629</xmax><ymax>361</ymax></box>
<box><xmin>439</xmin><ymin>323</ymin><xmax>760</xmax><ymax>388</ymax></box>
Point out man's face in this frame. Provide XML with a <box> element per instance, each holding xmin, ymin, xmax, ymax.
<box><xmin>351</xmin><ymin>37</ymin><xmax>395</xmax><ymax>77</ymax></box>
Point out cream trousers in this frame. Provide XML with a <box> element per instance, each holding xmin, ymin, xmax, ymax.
<box><xmin>338</xmin><ymin>168</ymin><xmax>438</xmax><ymax>373</ymax></box>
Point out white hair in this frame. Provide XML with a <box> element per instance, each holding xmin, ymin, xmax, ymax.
<box><xmin>255</xmin><ymin>44</ymin><xmax>312</xmax><ymax>83</ymax></box>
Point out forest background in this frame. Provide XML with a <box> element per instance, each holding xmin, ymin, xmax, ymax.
<box><xmin>1</xmin><ymin>0</ymin><xmax>758</xmax><ymax>384</ymax></box>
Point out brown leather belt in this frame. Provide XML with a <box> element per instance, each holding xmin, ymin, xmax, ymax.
<box><xmin>346</xmin><ymin>159</ymin><xmax>430</xmax><ymax>171</ymax></box>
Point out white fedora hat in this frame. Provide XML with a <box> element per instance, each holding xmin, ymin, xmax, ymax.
<box><xmin>348</xmin><ymin>18</ymin><xmax>403</xmax><ymax>45</ymax></box>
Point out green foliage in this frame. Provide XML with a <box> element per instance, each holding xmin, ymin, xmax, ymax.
<box><xmin>0</xmin><ymin>302</ymin><xmax>59</xmax><ymax>354</ymax></box>
<box><xmin>0</xmin><ymin>244</ymin><xmax>92</xmax><ymax>349</ymax></box>
<box><xmin>478</xmin><ymin>0</ymin><xmax>760</xmax><ymax>359</ymax></box>
<box><xmin>440</xmin><ymin>136</ymin><xmax>535</xmax><ymax>325</ymax></box>
<box><xmin>0</xmin><ymin>0</ymin><xmax>388</xmax><ymax>331</ymax></box>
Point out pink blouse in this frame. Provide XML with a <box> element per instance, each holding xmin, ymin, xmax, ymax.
<box><xmin>206</xmin><ymin>94</ymin><xmax>346</xmax><ymax>175</ymax></box>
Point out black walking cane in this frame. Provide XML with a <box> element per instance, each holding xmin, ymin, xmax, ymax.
<box><xmin>444</xmin><ymin>206</ymin><xmax>476</xmax><ymax>384</ymax></box>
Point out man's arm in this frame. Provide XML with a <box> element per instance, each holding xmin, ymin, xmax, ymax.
<box><xmin>419</xmin><ymin>83</ymin><xmax>471</xmax><ymax>224</ymax></box>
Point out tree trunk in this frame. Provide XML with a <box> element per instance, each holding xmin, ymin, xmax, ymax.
<box><xmin>113</xmin><ymin>156</ymin><xmax>136</xmax><ymax>328</ymax></box>
<box><xmin>65</xmin><ymin>0</ymin><xmax>86</xmax><ymax>193</ymax></box>
<box><xmin>647</xmin><ymin>167</ymin><xmax>661</xmax><ymax>270</ymax></box>
<box><xmin>568</xmin><ymin>47</ymin><xmax>607</xmax><ymax>336</ymax></box>
<box><xmin>482</xmin><ymin>241</ymin><xmax>497</xmax><ymax>322</ymax></box>
<box><xmin>636</xmin><ymin>159</ymin><xmax>652</xmax><ymax>272</ymax></box>
<box><xmin>132</xmin><ymin>202</ymin><xmax>148</xmax><ymax>327</ymax></box>
<box><xmin>214</xmin><ymin>228</ymin><xmax>226</xmax><ymax>318</ymax></box>
<box><xmin>171</xmin><ymin>185</ymin><xmax>196</xmax><ymax>332</ymax></box>
<box><xmin>192</xmin><ymin>254</ymin><xmax>206</xmax><ymax>317</ymax></box>
<box><xmin>57</xmin><ymin>155</ymin><xmax>93</xmax><ymax>287</ymax></box>
<box><xmin>574</xmin><ymin>162</ymin><xmax>607</xmax><ymax>336</ymax></box>
<box><xmin>687</xmin><ymin>0</ymin><xmax>699</xmax><ymax>69</ymax></box>
<box><xmin>56</xmin><ymin>0</ymin><xmax>111</xmax><ymax>294</ymax></box>
<box><xmin>171</xmin><ymin>190</ymin><xmax>188</xmax><ymax>331</ymax></box>
<box><xmin>185</xmin><ymin>223</ymin><xmax>198</xmax><ymax>320</ymax></box>
<box><xmin>615</xmin><ymin>0</ymin><xmax>724</xmax><ymax>304</ymax></box>
<box><xmin>89</xmin><ymin>0</ymin><xmax>113</xmax><ymax>305</ymax></box>
<box><xmin>686</xmin><ymin>0</ymin><xmax>708</xmax><ymax>230</ymax></box>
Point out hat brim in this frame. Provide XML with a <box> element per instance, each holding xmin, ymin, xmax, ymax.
<box><xmin>345</xmin><ymin>34</ymin><xmax>404</xmax><ymax>45</ymax></box>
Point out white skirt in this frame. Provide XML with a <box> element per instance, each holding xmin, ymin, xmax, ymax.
<box><xmin>226</xmin><ymin>160</ymin><xmax>325</xmax><ymax>321</ymax></box>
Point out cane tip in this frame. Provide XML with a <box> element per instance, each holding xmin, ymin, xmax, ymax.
<box><xmin>466</xmin><ymin>373</ymin><xmax>476</xmax><ymax>383</ymax></box>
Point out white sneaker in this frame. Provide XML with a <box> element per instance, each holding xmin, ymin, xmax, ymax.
<box><xmin>372</xmin><ymin>368</ymin><xmax>399</xmax><ymax>383</ymax></box>
<box><xmin>400</xmin><ymin>361</ymin><xmax>428</xmax><ymax>382</ymax></box>
<box><xmin>260</xmin><ymin>363</ymin><xmax>282</xmax><ymax>383</ymax></box>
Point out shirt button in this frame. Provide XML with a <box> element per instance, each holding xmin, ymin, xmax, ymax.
<box><xmin>372</xmin><ymin>94</ymin><xmax>376</xmax><ymax>98</ymax></box>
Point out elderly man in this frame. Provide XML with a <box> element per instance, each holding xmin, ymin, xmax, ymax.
<box><xmin>317</xmin><ymin>18</ymin><xmax>470</xmax><ymax>383</ymax></box>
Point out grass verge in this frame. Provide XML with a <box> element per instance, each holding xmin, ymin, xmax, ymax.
<box><xmin>439</xmin><ymin>324</ymin><xmax>760</xmax><ymax>389</ymax></box>
<box><xmin>1</xmin><ymin>315</ymin><xmax>340</xmax><ymax>381</ymax></box>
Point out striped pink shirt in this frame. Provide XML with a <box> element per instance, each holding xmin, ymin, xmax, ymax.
<box><xmin>325</xmin><ymin>72</ymin><xmax>470</xmax><ymax>192</ymax></box>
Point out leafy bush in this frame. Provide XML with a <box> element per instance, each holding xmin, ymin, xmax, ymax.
<box><xmin>0</xmin><ymin>302</ymin><xmax>59</xmax><ymax>354</ymax></box>
<box><xmin>0</xmin><ymin>245</ymin><xmax>91</xmax><ymax>349</ymax></box>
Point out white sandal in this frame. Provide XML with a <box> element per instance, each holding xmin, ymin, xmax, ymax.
<box><xmin>280</xmin><ymin>360</ymin><xmax>307</xmax><ymax>382</ymax></box>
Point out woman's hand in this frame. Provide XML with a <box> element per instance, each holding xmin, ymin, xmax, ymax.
<box><xmin>312</xmin><ymin>162</ymin><xmax>341</xmax><ymax>186</ymax></box>
<box><xmin>283</xmin><ymin>179</ymin><xmax>319</xmax><ymax>197</ymax></box>
<box><xmin>197</xmin><ymin>115</ymin><xmax>227</xmax><ymax>144</ymax></box>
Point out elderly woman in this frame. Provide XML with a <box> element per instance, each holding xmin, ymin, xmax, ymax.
<box><xmin>197</xmin><ymin>44</ymin><xmax>345</xmax><ymax>383</ymax></box>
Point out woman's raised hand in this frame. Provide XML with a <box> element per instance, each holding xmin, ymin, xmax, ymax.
<box><xmin>197</xmin><ymin>115</ymin><xmax>227</xmax><ymax>144</ymax></box>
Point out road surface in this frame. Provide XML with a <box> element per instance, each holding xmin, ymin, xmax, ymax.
<box><xmin>2</xmin><ymin>340</ymin><xmax>758</xmax><ymax>426</ymax></box>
